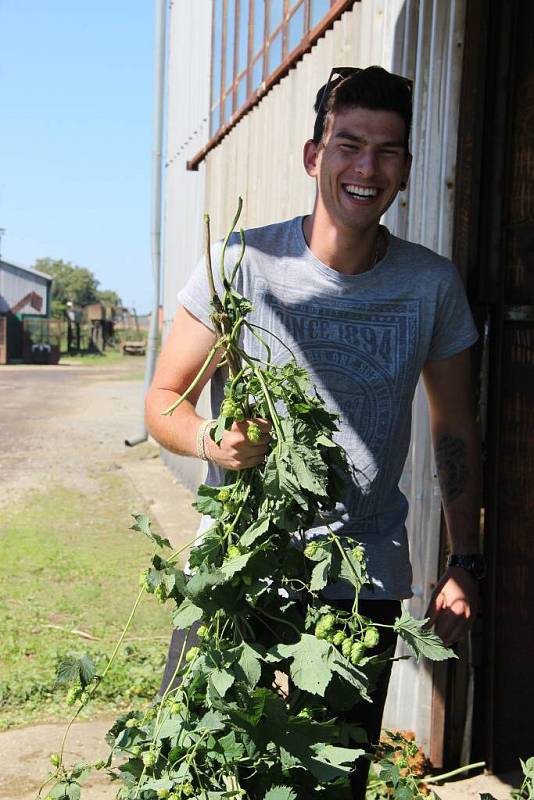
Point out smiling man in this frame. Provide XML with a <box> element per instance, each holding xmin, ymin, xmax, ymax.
<box><xmin>146</xmin><ymin>66</ymin><xmax>482</xmax><ymax>799</ymax></box>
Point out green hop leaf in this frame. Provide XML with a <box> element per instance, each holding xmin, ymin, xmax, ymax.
<box><xmin>393</xmin><ymin>607</ymin><xmax>458</xmax><ymax>662</ymax></box>
<box><xmin>130</xmin><ymin>513</ymin><xmax>171</xmax><ymax>549</ymax></box>
<box><xmin>263</xmin><ymin>786</ymin><xmax>297</xmax><ymax>800</ymax></box>
<box><xmin>363</xmin><ymin>626</ymin><xmax>380</xmax><ymax>649</ymax></box>
<box><xmin>55</xmin><ymin>654</ymin><xmax>96</xmax><ymax>689</ymax></box>
<box><xmin>247</xmin><ymin>422</ymin><xmax>262</xmax><ymax>443</ymax></box>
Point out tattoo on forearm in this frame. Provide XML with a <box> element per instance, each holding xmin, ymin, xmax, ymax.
<box><xmin>435</xmin><ymin>434</ymin><xmax>469</xmax><ymax>503</ymax></box>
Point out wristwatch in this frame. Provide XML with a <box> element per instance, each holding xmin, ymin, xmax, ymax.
<box><xmin>447</xmin><ymin>553</ymin><xmax>486</xmax><ymax>580</ymax></box>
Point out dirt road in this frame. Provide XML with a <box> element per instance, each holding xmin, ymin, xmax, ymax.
<box><xmin>0</xmin><ymin>360</ymin><xmax>199</xmax><ymax>799</ymax></box>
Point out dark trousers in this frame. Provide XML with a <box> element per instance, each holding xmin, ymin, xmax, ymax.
<box><xmin>160</xmin><ymin>599</ymin><xmax>400</xmax><ymax>800</ymax></box>
<box><xmin>328</xmin><ymin>599</ymin><xmax>401</xmax><ymax>800</ymax></box>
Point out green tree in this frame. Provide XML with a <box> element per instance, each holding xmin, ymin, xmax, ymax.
<box><xmin>33</xmin><ymin>258</ymin><xmax>122</xmax><ymax>317</ymax></box>
<box><xmin>96</xmin><ymin>289</ymin><xmax>122</xmax><ymax>307</ymax></box>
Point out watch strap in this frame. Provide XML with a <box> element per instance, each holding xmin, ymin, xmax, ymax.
<box><xmin>447</xmin><ymin>553</ymin><xmax>486</xmax><ymax>580</ymax></box>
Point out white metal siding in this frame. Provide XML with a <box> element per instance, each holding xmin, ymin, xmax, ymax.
<box><xmin>160</xmin><ymin>0</ymin><xmax>213</xmax><ymax>490</ymax></box>
<box><xmin>382</xmin><ymin>0</ymin><xmax>467</xmax><ymax>753</ymax></box>
<box><xmin>0</xmin><ymin>262</ymin><xmax>50</xmax><ymax>315</ymax></box>
<box><xmin>164</xmin><ymin>0</ymin><xmax>468</xmax><ymax>751</ymax></box>
<box><xmin>204</xmin><ymin>0</ymin><xmax>414</xmax><ymax>239</ymax></box>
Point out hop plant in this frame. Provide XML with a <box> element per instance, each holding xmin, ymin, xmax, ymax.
<box><xmin>247</xmin><ymin>422</ymin><xmax>262</xmax><ymax>443</ymax></box>
<box><xmin>142</xmin><ymin>750</ymin><xmax>157</xmax><ymax>768</ymax></box>
<box><xmin>321</xmin><ymin>613</ymin><xmax>336</xmax><ymax>631</ymax></box>
<box><xmin>342</xmin><ymin>637</ymin><xmax>354</xmax><ymax>659</ymax></box>
<box><xmin>332</xmin><ymin>630</ymin><xmax>346</xmax><ymax>646</ymax></box>
<box><xmin>185</xmin><ymin>646</ymin><xmax>200</xmax><ymax>664</ymax></box>
<box><xmin>139</xmin><ymin>568</ymin><xmax>150</xmax><ymax>591</ymax></box>
<box><xmin>315</xmin><ymin>613</ymin><xmax>336</xmax><ymax>640</ymax></box>
<box><xmin>226</xmin><ymin>544</ymin><xmax>241</xmax><ymax>559</ymax></box>
<box><xmin>364</xmin><ymin>626</ymin><xmax>380</xmax><ymax>649</ymax></box>
<box><xmin>66</xmin><ymin>686</ymin><xmax>79</xmax><ymax>706</ymax></box>
<box><xmin>154</xmin><ymin>583</ymin><xmax>167</xmax><ymax>604</ymax></box>
<box><xmin>221</xmin><ymin>398</ymin><xmax>237</xmax><ymax>418</ymax></box>
<box><xmin>304</xmin><ymin>540</ymin><xmax>319</xmax><ymax>558</ymax></box>
<box><xmin>352</xmin><ymin>545</ymin><xmax>366</xmax><ymax>563</ymax></box>
<box><xmin>350</xmin><ymin>642</ymin><xmax>366</xmax><ymax>666</ymax></box>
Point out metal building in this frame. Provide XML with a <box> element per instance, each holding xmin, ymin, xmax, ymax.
<box><xmin>0</xmin><ymin>259</ymin><xmax>52</xmax><ymax>363</ymax></box>
<box><xmin>160</xmin><ymin>0</ymin><xmax>534</xmax><ymax>771</ymax></box>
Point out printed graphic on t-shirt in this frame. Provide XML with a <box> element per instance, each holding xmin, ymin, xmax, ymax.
<box><xmin>248</xmin><ymin>278</ymin><xmax>421</xmax><ymax>518</ymax></box>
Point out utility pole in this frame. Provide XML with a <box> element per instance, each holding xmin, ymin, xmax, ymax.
<box><xmin>0</xmin><ymin>228</ymin><xmax>5</xmax><ymax>262</ymax></box>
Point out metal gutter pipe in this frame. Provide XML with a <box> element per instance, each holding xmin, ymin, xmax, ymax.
<box><xmin>126</xmin><ymin>0</ymin><xmax>167</xmax><ymax>447</ymax></box>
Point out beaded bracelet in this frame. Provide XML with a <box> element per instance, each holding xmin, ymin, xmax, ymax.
<box><xmin>196</xmin><ymin>419</ymin><xmax>216</xmax><ymax>461</ymax></box>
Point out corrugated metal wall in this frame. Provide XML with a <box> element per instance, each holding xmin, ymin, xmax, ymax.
<box><xmin>204</xmin><ymin>0</ymin><xmax>411</xmax><ymax>239</ymax></box>
<box><xmin>383</xmin><ymin>0</ymin><xmax>467</xmax><ymax>757</ymax></box>
<box><xmin>164</xmin><ymin>0</ymin><xmax>468</xmax><ymax>753</ymax></box>
<box><xmin>161</xmin><ymin>0</ymin><xmax>212</xmax><ymax>490</ymax></box>
<box><xmin>0</xmin><ymin>262</ymin><xmax>50</xmax><ymax>315</ymax></box>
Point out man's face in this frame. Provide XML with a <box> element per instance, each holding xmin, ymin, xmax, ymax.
<box><xmin>303</xmin><ymin>106</ymin><xmax>412</xmax><ymax>232</ymax></box>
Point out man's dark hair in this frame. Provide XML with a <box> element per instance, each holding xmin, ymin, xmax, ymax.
<box><xmin>313</xmin><ymin>65</ymin><xmax>413</xmax><ymax>152</ymax></box>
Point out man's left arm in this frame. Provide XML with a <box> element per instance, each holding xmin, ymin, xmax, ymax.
<box><xmin>422</xmin><ymin>348</ymin><xmax>481</xmax><ymax>645</ymax></box>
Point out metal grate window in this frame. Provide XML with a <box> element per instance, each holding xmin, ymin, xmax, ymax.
<box><xmin>209</xmin><ymin>0</ymin><xmax>353</xmax><ymax>137</ymax></box>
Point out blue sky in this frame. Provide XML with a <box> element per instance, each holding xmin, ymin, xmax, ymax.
<box><xmin>1</xmin><ymin>1</ymin><xmax>156</xmax><ymax>312</ymax></box>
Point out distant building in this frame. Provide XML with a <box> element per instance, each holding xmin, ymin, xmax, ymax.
<box><xmin>0</xmin><ymin>259</ymin><xmax>53</xmax><ymax>362</ymax></box>
<box><xmin>0</xmin><ymin>259</ymin><xmax>52</xmax><ymax>316</ymax></box>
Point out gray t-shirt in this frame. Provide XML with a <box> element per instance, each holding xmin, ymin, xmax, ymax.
<box><xmin>178</xmin><ymin>216</ymin><xmax>478</xmax><ymax>600</ymax></box>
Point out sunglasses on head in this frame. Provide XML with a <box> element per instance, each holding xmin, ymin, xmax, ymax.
<box><xmin>313</xmin><ymin>66</ymin><xmax>414</xmax><ymax>143</ymax></box>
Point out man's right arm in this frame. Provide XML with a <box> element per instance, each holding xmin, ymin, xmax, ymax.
<box><xmin>145</xmin><ymin>306</ymin><xmax>270</xmax><ymax>470</ymax></box>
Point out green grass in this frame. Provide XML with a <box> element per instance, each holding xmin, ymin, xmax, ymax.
<box><xmin>58</xmin><ymin>349</ymin><xmax>136</xmax><ymax>366</ymax></box>
<box><xmin>0</xmin><ymin>474</ymin><xmax>174</xmax><ymax>729</ymax></box>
